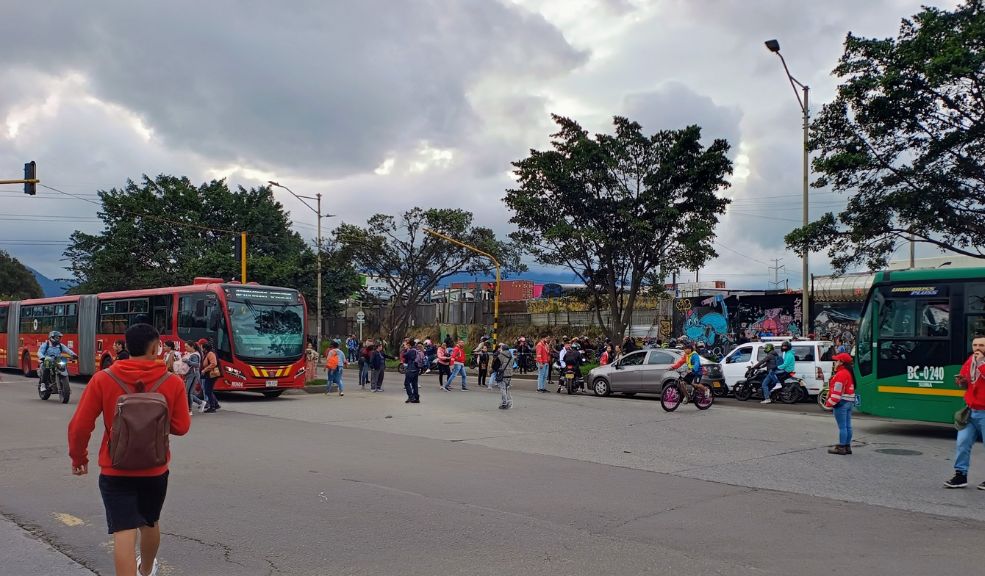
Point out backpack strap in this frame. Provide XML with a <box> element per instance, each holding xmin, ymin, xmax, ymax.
<box><xmin>148</xmin><ymin>372</ymin><xmax>171</xmax><ymax>393</ymax></box>
<box><xmin>103</xmin><ymin>368</ymin><xmax>134</xmax><ymax>395</ymax></box>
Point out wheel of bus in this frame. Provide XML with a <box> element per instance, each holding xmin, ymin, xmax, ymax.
<box><xmin>100</xmin><ymin>356</ymin><xmax>113</xmax><ymax>371</ymax></box>
<box><xmin>592</xmin><ymin>378</ymin><xmax>611</xmax><ymax>397</ymax></box>
<box><xmin>22</xmin><ymin>352</ymin><xmax>34</xmax><ymax>378</ymax></box>
<box><xmin>262</xmin><ymin>390</ymin><xmax>284</xmax><ymax>398</ymax></box>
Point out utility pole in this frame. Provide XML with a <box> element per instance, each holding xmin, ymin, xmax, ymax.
<box><xmin>269</xmin><ymin>181</ymin><xmax>333</xmax><ymax>349</ymax></box>
<box><xmin>0</xmin><ymin>161</ymin><xmax>39</xmax><ymax>194</ymax></box>
<box><xmin>768</xmin><ymin>258</ymin><xmax>787</xmax><ymax>290</ymax></box>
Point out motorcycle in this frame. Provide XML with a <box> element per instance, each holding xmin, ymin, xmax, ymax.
<box><xmin>38</xmin><ymin>356</ymin><xmax>72</xmax><ymax>404</ymax></box>
<box><xmin>559</xmin><ymin>363</ymin><xmax>584</xmax><ymax>395</ymax></box>
<box><xmin>732</xmin><ymin>366</ymin><xmax>804</xmax><ymax>404</ymax></box>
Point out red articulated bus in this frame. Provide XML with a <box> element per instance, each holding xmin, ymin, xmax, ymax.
<box><xmin>0</xmin><ymin>278</ymin><xmax>308</xmax><ymax>397</ymax></box>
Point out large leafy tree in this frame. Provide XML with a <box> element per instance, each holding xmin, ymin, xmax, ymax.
<box><xmin>334</xmin><ymin>208</ymin><xmax>523</xmax><ymax>348</ymax></box>
<box><xmin>65</xmin><ymin>175</ymin><xmax>358</xmax><ymax>318</ymax></box>
<box><xmin>0</xmin><ymin>250</ymin><xmax>43</xmax><ymax>300</ymax></box>
<box><xmin>506</xmin><ymin>115</ymin><xmax>732</xmax><ymax>342</ymax></box>
<box><xmin>787</xmin><ymin>0</ymin><xmax>985</xmax><ymax>271</ymax></box>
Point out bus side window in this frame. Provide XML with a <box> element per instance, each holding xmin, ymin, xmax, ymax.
<box><xmin>857</xmin><ymin>299</ymin><xmax>875</xmax><ymax>377</ymax></box>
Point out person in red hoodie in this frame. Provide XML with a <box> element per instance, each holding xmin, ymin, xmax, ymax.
<box><xmin>945</xmin><ymin>335</ymin><xmax>985</xmax><ymax>489</ymax></box>
<box><xmin>68</xmin><ymin>323</ymin><xmax>191</xmax><ymax>576</ymax></box>
<box><xmin>824</xmin><ymin>353</ymin><xmax>856</xmax><ymax>455</ymax></box>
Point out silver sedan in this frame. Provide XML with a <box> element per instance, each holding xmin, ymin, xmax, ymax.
<box><xmin>587</xmin><ymin>349</ymin><xmax>683</xmax><ymax>397</ymax></box>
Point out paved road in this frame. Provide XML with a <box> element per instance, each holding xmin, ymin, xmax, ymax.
<box><xmin>1</xmin><ymin>369</ymin><xmax>983</xmax><ymax>575</ymax></box>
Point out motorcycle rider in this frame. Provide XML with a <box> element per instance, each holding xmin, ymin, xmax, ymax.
<box><xmin>777</xmin><ymin>340</ymin><xmax>796</xmax><ymax>384</ymax></box>
<box><xmin>562</xmin><ymin>342</ymin><xmax>585</xmax><ymax>393</ymax></box>
<box><xmin>752</xmin><ymin>343</ymin><xmax>781</xmax><ymax>404</ymax></box>
<box><xmin>38</xmin><ymin>331</ymin><xmax>79</xmax><ymax>391</ymax></box>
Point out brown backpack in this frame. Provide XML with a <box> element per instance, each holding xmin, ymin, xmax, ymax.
<box><xmin>104</xmin><ymin>368</ymin><xmax>172</xmax><ymax>470</ymax></box>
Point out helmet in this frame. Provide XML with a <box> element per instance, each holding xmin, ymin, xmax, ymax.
<box><xmin>424</xmin><ymin>339</ymin><xmax>432</xmax><ymax>346</ymax></box>
<box><xmin>519</xmin><ymin>337</ymin><xmax>526</xmax><ymax>342</ymax></box>
<box><xmin>572</xmin><ymin>343</ymin><xmax>581</xmax><ymax>350</ymax></box>
<box><xmin>780</xmin><ymin>341</ymin><xmax>792</xmax><ymax>351</ymax></box>
<box><xmin>49</xmin><ymin>331</ymin><xmax>63</xmax><ymax>341</ymax></box>
<box><xmin>413</xmin><ymin>339</ymin><xmax>421</xmax><ymax>344</ymax></box>
<box><xmin>764</xmin><ymin>343</ymin><xmax>775</xmax><ymax>353</ymax></box>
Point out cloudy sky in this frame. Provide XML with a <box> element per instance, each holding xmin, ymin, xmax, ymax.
<box><xmin>0</xmin><ymin>0</ymin><xmax>960</xmax><ymax>286</ymax></box>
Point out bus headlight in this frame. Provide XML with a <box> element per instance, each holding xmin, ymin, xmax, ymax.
<box><xmin>224</xmin><ymin>366</ymin><xmax>245</xmax><ymax>379</ymax></box>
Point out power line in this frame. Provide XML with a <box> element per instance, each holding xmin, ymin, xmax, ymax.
<box><xmin>713</xmin><ymin>240</ymin><xmax>771</xmax><ymax>266</ymax></box>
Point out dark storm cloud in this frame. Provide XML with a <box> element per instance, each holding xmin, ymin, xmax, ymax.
<box><xmin>622</xmin><ymin>82</ymin><xmax>742</xmax><ymax>152</ymax></box>
<box><xmin>1</xmin><ymin>0</ymin><xmax>585</xmax><ymax>178</ymax></box>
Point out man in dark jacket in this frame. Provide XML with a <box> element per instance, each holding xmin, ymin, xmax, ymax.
<box><xmin>402</xmin><ymin>344</ymin><xmax>422</xmax><ymax>403</ymax></box>
<box><xmin>752</xmin><ymin>343</ymin><xmax>781</xmax><ymax>404</ymax></box>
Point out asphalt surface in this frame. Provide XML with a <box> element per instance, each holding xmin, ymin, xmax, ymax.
<box><xmin>1</xmin><ymin>368</ymin><xmax>984</xmax><ymax>575</ymax></box>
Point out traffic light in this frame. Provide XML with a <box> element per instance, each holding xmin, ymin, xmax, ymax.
<box><xmin>23</xmin><ymin>161</ymin><xmax>36</xmax><ymax>195</ymax></box>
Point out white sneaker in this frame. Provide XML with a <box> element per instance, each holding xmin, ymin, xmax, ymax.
<box><xmin>770</xmin><ymin>384</ymin><xmax>782</xmax><ymax>391</ymax></box>
<box><xmin>136</xmin><ymin>556</ymin><xmax>159</xmax><ymax>576</ymax></box>
<box><xmin>760</xmin><ymin>399</ymin><xmax>772</xmax><ymax>404</ymax></box>
<box><xmin>199</xmin><ymin>401</ymin><xmax>208</xmax><ymax>413</ymax></box>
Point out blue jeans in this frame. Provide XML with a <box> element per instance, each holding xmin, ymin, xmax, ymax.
<box><xmin>954</xmin><ymin>409</ymin><xmax>985</xmax><ymax>474</ymax></box>
<box><xmin>202</xmin><ymin>376</ymin><xmax>218</xmax><ymax>409</ymax></box>
<box><xmin>329</xmin><ymin>368</ymin><xmax>344</xmax><ymax>392</ymax></box>
<box><xmin>537</xmin><ymin>362</ymin><xmax>549</xmax><ymax>391</ymax></box>
<box><xmin>448</xmin><ymin>363</ymin><xmax>467</xmax><ymax>389</ymax></box>
<box><xmin>761</xmin><ymin>370</ymin><xmax>778</xmax><ymax>398</ymax></box>
<box><xmin>833</xmin><ymin>399</ymin><xmax>854</xmax><ymax>445</ymax></box>
<box><xmin>359</xmin><ymin>362</ymin><xmax>369</xmax><ymax>385</ymax></box>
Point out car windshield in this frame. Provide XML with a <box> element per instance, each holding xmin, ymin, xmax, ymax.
<box><xmin>226</xmin><ymin>299</ymin><xmax>304</xmax><ymax>362</ymax></box>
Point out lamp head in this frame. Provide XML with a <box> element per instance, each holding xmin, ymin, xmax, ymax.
<box><xmin>765</xmin><ymin>39</ymin><xmax>781</xmax><ymax>53</ymax></box>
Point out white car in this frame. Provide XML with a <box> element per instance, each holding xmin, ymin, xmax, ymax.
<box><xmin>719</xmin><ymin>340</ymin><xmax>836</xmax><ymax>396</ymax></box>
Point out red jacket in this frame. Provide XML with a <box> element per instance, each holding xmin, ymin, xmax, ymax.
<box><xmin>825</xmin><ymin>365</ymin><xmax>856</xmax><ymax>408</ymax></box>
<box><xmin>68</xmin><ymin>359</ymin><xmax>191</xmax><ymax>477</ymax></box>
<box><xmin>535</xmin><ymin>341</ymin><xmax>550</xmax><ymax>364</ymax></box>
<box><xmin>959</xmin><ymin>355</ymin><xmax>985</xmax><ymax>410</ymax></box>
<box><xmin>451</xmin><ymin>346</ymin><xmax>465</xmax><ymax>365</ymax></box>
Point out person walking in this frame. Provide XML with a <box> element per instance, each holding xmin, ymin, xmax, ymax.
<box><xmin>446</xmin><ymin>340</ymin><xmax>469</xmax><ymax>391</ymax></box>
<box><xmin>475</xmin><ymin>343</ymin><xmax>490</xmax><ymax>388</ymax></box>
<box><xmin>68</xmin><ymin>324</ymin><xmax>191</xmax><ymax>576</ymax></box>
<box><xmin>824</xmin><ymin>353</ymin><xmax>857</xmax><ymax>455</ymax></box>
<box><xmin>304</xmin><ymin>342</ymin><xmax>319</xmax><ymax>385</ymax></box>
<box><xmin>516</xmin><ymin>337</ymin><xmax>531</xmax><ymax>374</ymax></box>
<box><xmin>346</xmin><ymin>334</ymin><xmax>359</xmax><ymax>363</ymax></box>
<box><xmin>200</xmin><ymin>341</ymin><xmax>220</xmax><ymax>413</ymax></box>
<box><xmin>494</xmin><ymin>343</ymin><xmax>514</xmax><ymax>409</ymax></box>
<box><xmin>180</xmin><ymin>341</ymin><xmax>204</xmax><ymax>415</ymax></box>
<box><xmin>368</xmin><ymin>344</ymin><xmax>385</xmax><ymax>393</ymax></box>
<box><xmin>325</xmin><ymin>340</ymin><xmax>347</xmax><ymax>397</ymax></box>
<box><xmin>360</xmin><ymin>341</ymin><xmax>373</xmax><ymax>387</ymax></box>
<box><xmin>402</xmin><ymin>342</ymin><xmax>422</xmax><ymax>403</ymax></box>
<box><xmin>945</xmin><ymin>335</ymin><xmax>985</xmax><ymax>488</ymax></box>
<box><xmin>436</xmin><ymin>342</ymin><xmax>451</xmax><ymax>389</ymax></box>
<box><xmin>535</xmin><ymin>337</ymin><xmax>550</xmax><ymax>393</ymax></box>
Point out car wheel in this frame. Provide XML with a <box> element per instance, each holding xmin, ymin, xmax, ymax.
<box><xmin>592</xmin><ymin>378</ymin><xmax>611</xmax><ymax>397</ymax></box>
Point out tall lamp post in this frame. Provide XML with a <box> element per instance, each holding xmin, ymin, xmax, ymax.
<box><xmin>423</xmin><ymin>228</ymin><xmax>501</xmax><ymax>345</ymax></box>
<box><xmin>765</xmin><ymin>38</ymin><xmax>811</xmax><ymax>335</ymax></box>
<box><xmin>268</xmin><ymin>181</ymin><xmax>335</xmax><ymax>348</ymax></box>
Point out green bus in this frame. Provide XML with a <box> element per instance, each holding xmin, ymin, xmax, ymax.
<box><xmin>854</xmin><ymin>267</ymin><xmax>984</xmax><ymax>424</ymax></box>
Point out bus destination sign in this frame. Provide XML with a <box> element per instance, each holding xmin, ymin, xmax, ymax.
<box><xmin>889</xmin><ymin>285</ymin><xmax>948</xmax><ymax>297</ymax></box>
<box><xmin>224</xmin><ymin>286</ymin><xmax>300</xmax><ymax>304</ymax></box>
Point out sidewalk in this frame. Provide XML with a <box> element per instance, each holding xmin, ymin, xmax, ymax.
<box><xmin>0</xmin><ymin>514</ymin><xmax>97</xmax><ymax>576</ymax></box>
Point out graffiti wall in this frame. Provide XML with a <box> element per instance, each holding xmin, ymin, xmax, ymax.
<box><xmin>672</xmin><ymin>294</ymin><xmax>805</xmax><ymax>354</ymax></box>
<box><xmin>811</xmin><ymin>301</ymin><xmax>863</xmax><ymax>346</ymax></box>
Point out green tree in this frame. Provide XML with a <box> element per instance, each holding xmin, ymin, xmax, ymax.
<box><xmin>786</xmin><ymin>0</ymin><xmax>985</xmax><ymax>272</ymax></box>
<box><xmin>0</xmin><ymin>250</ymin><xmax>43</xmax><ymax>300</ymax></box>
<box><xmin>505</xmin><ymin>115</ymin><xmax>732</xmax><ymax>342</ymax></box>
<box><xmin>65</xmin><ymin>175</ymin><xmax>358</xmax><ymax>319</ymax></box>
<box><xmin>333</xmin><ymin>208</ymin><xmax>523</xmax><ymax>349</ymax></box>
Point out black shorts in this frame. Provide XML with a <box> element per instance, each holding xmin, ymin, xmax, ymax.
<box><xmin>98</xmin><ymin>471</ymin><xmax>169</xmax><ymax>534</ymax></box>
<box><xmin>683</xmin><ymin>372</ymin><xmax>697</xmax><ymax>384</ymax></box>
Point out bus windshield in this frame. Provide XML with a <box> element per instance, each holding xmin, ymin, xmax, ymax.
<box><xmin>225</xmin><ymin>295</ymin><xmax>304</xmax><ymax>363</ymax></box>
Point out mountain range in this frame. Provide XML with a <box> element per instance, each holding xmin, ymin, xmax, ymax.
<box><xmin>29</xmin><ymin>268</ymin><xmax>73</xmax><ymax>297</ymax></box>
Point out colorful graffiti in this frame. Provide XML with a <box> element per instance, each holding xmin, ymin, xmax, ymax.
<box><xmin>812</xmin><ymin>302</ymin><xmax>862</xmax><ymax>346</ymax></box>
<box><xmin>737</xmin><ymin>298</ymin><xmax>803</xmax><ymax>339</ymax></box>
<box><xmin>672</xmin><ymin>294</ymin><xmax>806</xmax><ymax>354</ymax></box>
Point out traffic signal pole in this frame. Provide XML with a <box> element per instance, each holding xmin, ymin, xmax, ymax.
<box><xmin>0</xmin><ymin>161</ymin><xmax>39</xmax><ymax>194</ymax></box>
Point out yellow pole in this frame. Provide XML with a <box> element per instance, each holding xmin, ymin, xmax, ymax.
<box><xmin>240</xmin><ymin>232</ymin><xmax>247</xmax><ymax>283</ymax></box>
<box><xmin>423</xmin><ymin>228</ymin><xmax>501</xmax><ymax>345</ymax></box>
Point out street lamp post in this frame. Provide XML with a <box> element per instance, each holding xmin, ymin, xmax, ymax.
<box><xmin>422</xmin><ymin>228</ymin><xmax>501</xmax><ymax>345</ymax></box>
<box><xmin>765</xmin><ymin>39</ymin><xmax>811</xmax><ymax>335</ymax></box>
<box><xmin>269</xmin><ymin>181</ymin><xmax>335</xmax><ymax>349</ymax></box>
